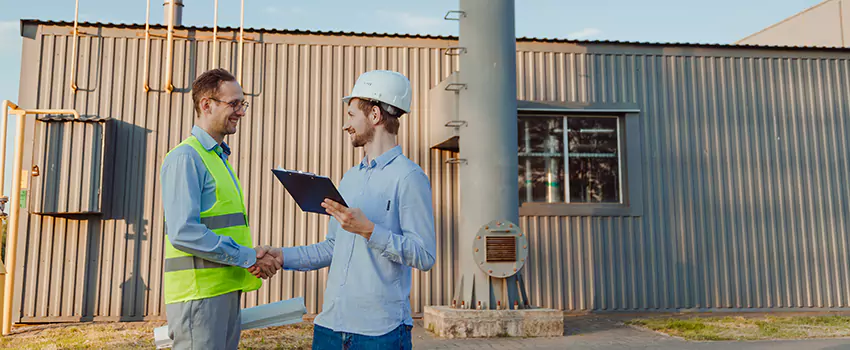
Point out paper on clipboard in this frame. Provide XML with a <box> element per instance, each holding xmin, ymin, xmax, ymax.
<box><xmin>272</xmin><ymin>166</ymin><xmax>348</xmax><ymax>215</ymax></box>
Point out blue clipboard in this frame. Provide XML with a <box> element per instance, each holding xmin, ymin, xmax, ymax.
<box><xmin>272</xmin><ymin>167</ymin><xmax>348</xmax><ymax>215</ymax></box>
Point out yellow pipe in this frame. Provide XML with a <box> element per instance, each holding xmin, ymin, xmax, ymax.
<box><xmin>70</xmin><ymin>0</ymin><xmax>79</xmax><ymax>93</ymax></box>
<box><xmin>164</xmin><ymin>0</ymin><xmax>175</xmax><ymax>93</ymax></box>
<box><xmin>0</xmin><ymin>102</ymin><xmax>79</xmax><ymax>335</ymax></box>
<box><xmin>213</xmin><ymin>0</ymin><xmax>219</xmax><ymax>68</ymax></box>
<box><xmin>2</xmin><ymin>106</ymin><xmax>24</xmax><ymax>335</ymax></box>
<box><xmin>143</xmin><ymin>0</ymin><xmax>151</xmax><ymax>92</ymax></box>
<box><xmin>237</xmin><ymin>0</ymin><xmax>244</xmax><ymax>84</ymax></box>
<box><xmin>0</xmin><ymin>101</ymin><xmax>15</xmax><ymax>198</ymax></box>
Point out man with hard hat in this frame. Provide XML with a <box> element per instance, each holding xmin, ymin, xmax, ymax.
<box><xmin>251</xmin><ymin>70</ymin><xmax>437</xmax><ymax>349</ymax></box>
<box><xmin>160</xmin><ymin>68</ymin><xmax>281</xmax><ymax>349</ymax></box>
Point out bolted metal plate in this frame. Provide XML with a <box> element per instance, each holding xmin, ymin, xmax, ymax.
<box><xmin>472</xmin><ymin>219</ymin><xmax>528</xmax><ymax>278</ymax></box>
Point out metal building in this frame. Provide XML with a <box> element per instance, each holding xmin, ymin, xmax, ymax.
<box><xmin>738</xmin><ymin>0</ymin><xmax>850</xmax><ymax>48</ymax></box>
<box><xmin>6</xmin><ymin>18</ymin><xmax>850</xmax><ymax>324</ymax></box>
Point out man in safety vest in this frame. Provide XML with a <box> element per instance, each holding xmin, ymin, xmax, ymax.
<box><xmin>252</xmin><ymin>70</ymin><xmax>437</xmax><ymax>349</ymax></box>
<box><xmin>160</xmin><ymin>68</ymin><xmax>280</xmax><ymax>349</ymax></box>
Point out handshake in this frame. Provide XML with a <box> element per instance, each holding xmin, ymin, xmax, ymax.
<box><xmin>248</xmin><ymin>246</ymin><xmax>283</xmax><ymax>279</ymax></box>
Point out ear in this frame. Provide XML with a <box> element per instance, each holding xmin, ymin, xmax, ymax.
<box><xmin>368</xmin><ymin>105</ymin><xmax>382</xmax><ymax>126</ymax></box>
<box><xmin>200</xmin><ymin>97</ymin><xmax>211</xmax><ymax>114</ymax></box>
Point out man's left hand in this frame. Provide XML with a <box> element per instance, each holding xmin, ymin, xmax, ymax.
<box><xmin>322</xmin><ymin>199</ymin><xmax>375</xmax><ymax>240</ymax></box>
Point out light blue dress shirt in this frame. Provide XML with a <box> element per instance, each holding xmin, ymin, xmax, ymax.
<box><xmin>281</xmin><ymin>145</ymin><xmax>437</xmax><ymax>336</ymax></box>
<box><xmin>160</xmin><ymin>126</ymin><xmax>257</xmax><ymax>269</ymax></box>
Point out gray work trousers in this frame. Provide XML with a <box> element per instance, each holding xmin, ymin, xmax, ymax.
<box><xmin>165</xmin><ymin>291</ymin><xmax>242</xmax><ymax>350</ymax></box>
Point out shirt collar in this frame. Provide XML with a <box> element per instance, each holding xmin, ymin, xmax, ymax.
<box><xmin>192</xmin><ymin>125</ymin><xmax>231</xmax><ymax>156</ymax></box>
<box><xmin>359</xmin><ymin>145</ymin><xmax>402</xmax><ymax>170</ymax></box>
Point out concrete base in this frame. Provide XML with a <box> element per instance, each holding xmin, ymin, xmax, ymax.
<box><xmin>423</xmin><ymin>306</ymin><xmax>563</xmax><ymax>339</ymax></box>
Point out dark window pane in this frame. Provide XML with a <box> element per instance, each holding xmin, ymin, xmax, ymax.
<box><xmin>567</xmin><ymin>117</ymin><xmax>620</xmax><ymax>203</ymax></box>
<box><xmin>518</xmin><ymin>117</ymin><xmax>564</xmax><ymax>204</ymax></box>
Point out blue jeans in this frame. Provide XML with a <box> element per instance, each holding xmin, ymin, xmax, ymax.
<box><xmin>312</xmin><ymin>324</ymin><xmax>412</xmax><ymax>350</ymax></box>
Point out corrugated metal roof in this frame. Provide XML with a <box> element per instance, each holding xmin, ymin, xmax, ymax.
<box><xmin>21</xmin><ymin>19</ymin><xmax>850</xmax><ymax>52</ymax></box>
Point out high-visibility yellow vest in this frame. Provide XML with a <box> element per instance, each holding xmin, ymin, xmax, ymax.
<box><xmin>162</xmin><ymin>136</ymin><xmax>261</xmax><ymax>304</ymax></box>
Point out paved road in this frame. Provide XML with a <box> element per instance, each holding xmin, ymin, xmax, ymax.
<box><xmin>412</xmin><ymin>315</ymin><xmax>850</xmax><ymax>349</ymax></box>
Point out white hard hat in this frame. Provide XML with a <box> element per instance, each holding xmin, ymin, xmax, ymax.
<box><xmin>342</xmin><ymin>70</ymin><xmax>412</xmax><ymax>114</ymax></box>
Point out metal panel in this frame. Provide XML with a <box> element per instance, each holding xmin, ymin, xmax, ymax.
<box><xmin>29</xmin><ymin>118</ymin><xmax>109</xmax><ymax>215</ymax></box>
<box><xmin>518</xmin><ymin>52</ymin><xmax>850</xmax><ymax>312</ymax></box>
<box><xmin>15</xmin><ymin>23</ymin><xmax>460</xmax><ymax>321</ymax></box>
<box><xmin>13</xmin><ymin>21</ymin><xmax>850</xmax><ymax>322</ymax></box>
<box><xmin>737</xmin><ymin>0</ymin><xmax>848</xmax><ymax>48</ymax></box>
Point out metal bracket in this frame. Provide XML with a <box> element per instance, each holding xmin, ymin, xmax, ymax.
<box><xmin>444</xmin><ymin>47</ymin><xmax>467</xmax><ymax>56</ymax></box>
<box><xmin>444</xmin><ymin>83</ymin><xmax>467</xmax><ymax>92</ymax></box>
<box><xmin>445</xmin><ymin>120</ymin><xmax>467</xmax><ymax>128</ymax></box>
<box><xmin>444</xmin><ymin>10</ymin><xmax>466</xmax><ymax>21</ymax></box>
<box><xmin>445</xmin><ymin>158</ymin><xmax>467</xmax><ymax>165</ymax></box>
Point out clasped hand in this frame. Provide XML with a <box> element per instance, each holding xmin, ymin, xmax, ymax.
<box><xmin>248</xmin><ymin>245</ymin><xmax>283</xmax><ymax>279</ymax></box>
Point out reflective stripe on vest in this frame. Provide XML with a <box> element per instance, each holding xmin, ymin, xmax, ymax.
<box><xmin>162</xmin><ymin>135</ymin><xmax>261</xmax><ymax>304</ymax></box>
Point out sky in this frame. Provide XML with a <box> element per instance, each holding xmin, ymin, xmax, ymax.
<box><xmin>0</xmin><ymin>0</ymin><xmax>826</xmax><ymax>199</ymax></box>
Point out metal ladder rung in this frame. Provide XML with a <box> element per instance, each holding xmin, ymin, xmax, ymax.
<box><xmin>445</xmin><ymin>120</ymin><xmax>467</xmax><ymax>128</ymax></box>
<box><xmin>444</xmin><ymin>83</ymin><xmax>467</xmax><ymax>92</ymax></box>
<box><xmin>444</xmin><ymin>47</ymin><xmax>467</xmax><ymax>56</ymax></box>
<box><xmin>444</xmin><ymin>10</ymin><xmax>466</xmax><ymax>21</ymax></box>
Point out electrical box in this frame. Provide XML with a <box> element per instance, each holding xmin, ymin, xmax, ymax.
<box><xmin>29</xmin><ymin>115</ymin><xmax>113</xmax><ymax>215</ymax></box>
<box><xmin>428</xmin><ymin>72</ymin><xmax>463</xmax><ymax>151</ymax></box>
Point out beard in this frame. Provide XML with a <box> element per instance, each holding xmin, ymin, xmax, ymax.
<box><xmin>351</xmin><ymin>125</ymin><xmax>375</xmax><ymax>147</ymax></box>
<box><xmin>218</xmin><ymin>114</ymin><xmax>239</xmax><ymax>136</ymax></box>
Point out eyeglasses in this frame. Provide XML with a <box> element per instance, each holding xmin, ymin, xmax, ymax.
<box><xmin>209</xmin><ymin>97</ymin><xmax>249</xmax><ymax>112</ymax></box>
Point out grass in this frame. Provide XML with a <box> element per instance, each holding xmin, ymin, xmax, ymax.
<box><xmin>627</xmin><ymin>315</ymin><xmax>850</xmax><ymax>341</ymax></box>
<box><xmin>0</xmin><ymin>321</ymin><xmax>314</xmax><ymax>350</ymax></box>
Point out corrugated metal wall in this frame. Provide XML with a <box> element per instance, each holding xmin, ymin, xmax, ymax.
<box><xmin>518</xmin><ymin>49</ymin><xmax>850</xmax><ymax>311</ymax></box>
<box><xmin>13</xmin><ymin>22</ymin><xmax>850</xmax><ymax>322</ymax></box>
<box><xmin>14</xmin><ymin>23</ymin><xmax>460</xmax><ymax>322</ymax></box>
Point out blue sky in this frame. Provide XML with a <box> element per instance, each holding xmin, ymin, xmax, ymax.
<box><xmin>0</xmin><ymin>0</ymin><xmax>825</xmax><ymax>198</ymax></box>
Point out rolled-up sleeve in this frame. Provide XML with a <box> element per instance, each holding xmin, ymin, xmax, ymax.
<box><xmin>367</xmin><ymin>170</ymin><xmax>436</xmax><ymax>271</ymax></box>
<box><xmin>161</xmin><ymin>150</ymin><xmax>257</xmax><ymax>268</ymax></box>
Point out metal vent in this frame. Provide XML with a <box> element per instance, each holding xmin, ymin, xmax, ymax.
<box><xmin>486</xmin><ymin>236</ymin><xmax>517</xmax><ymax>262</ymax></box>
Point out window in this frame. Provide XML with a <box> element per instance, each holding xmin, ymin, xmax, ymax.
<box><xmin>518</xmin><ymin>115</ymin><xmax>623</xmax><ymax>205</ymax></box>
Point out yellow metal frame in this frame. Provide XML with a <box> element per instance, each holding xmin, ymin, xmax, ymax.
<box><xmin>0</xmin><ymin>101</ymin><xmax>79</xmax><ymax>335</ymax></box>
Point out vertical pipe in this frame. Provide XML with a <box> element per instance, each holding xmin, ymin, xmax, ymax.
<box><xmin>213</xmin><ymin>0</ymin><xmax>219</xmax><ymax>68</ymax></box>
<box><xmin>162</xmin><ymin>0</ymin><xmax>183</xmax><ymax>27</ymax></box>
<box><xmin>237</xmin><ymin>0</ymin><xmax>245</xmax><ymax>84</ymax></box>
<box><xmin>563</xmin><ymin>116</ymin><xmax>571</xmax><ymax>203</ymax></box>
<box><xmin>0</xmin><ymin>101</ymin><xmax>11</xmax><ymax>199</ymax></box>
<box><xmin>524</xmin><ymin>120</ymin><xmax>531</xmax><ymax>203</ymax></box>
<box><xmin>546</xmin><ymin>119</ymin><xmax>560</xmax><ymax>203</ymax></box>
<box><xmin>164</xmin><ymin>0</ymin><xmax>175</xmax><ymax>93</ymax></box>
<box><xmin>70</xmin><ymin>0</ymin><xmax>79</xmax><ymax>93</ymax></box>
<box><xmin>143</xmin><ymin>0</ymin><xmax>151</xmax><ymax>92</ymax></box>
<box><xmin>2</xmin><ymin>110</ymin><xmax>25</xmax><ymax>335</ymax></box>
<box><xmin>456</xmin><ymin>0</ymin><xmax>518</xmax><ymax>308</ymax></box>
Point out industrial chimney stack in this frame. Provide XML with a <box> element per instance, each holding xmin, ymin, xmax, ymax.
<box><xmin>164</xmin><ymin>0</ymin><xmax>184</xmax><ymax>26</ymax></box>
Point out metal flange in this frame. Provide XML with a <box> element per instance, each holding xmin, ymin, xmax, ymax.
<box><xmin>472</xmin><ymin>219</ymin><xmax>528</xmax><ymax>278</ymax></box>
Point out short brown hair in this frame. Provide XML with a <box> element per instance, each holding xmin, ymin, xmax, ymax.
<box><xmin>356</xmin><ymin>99</ymin><xmax>401</xmax><ymax>135</ymax></box>
<box><xmin>192</xmin><ymin>68</ymin><xmax>237</xmax><ymax>116</ymax></box>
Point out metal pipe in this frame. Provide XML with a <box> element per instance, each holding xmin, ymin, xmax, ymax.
<box><xmin>0</xmin><ymin>102</ymin><xmax>79</xmax><ymax>334</ymax></box>
<box><xmin>0</xmin><ymin>101</ymin><xmax>14</xmax><ymax>199</ymax></box>
<box><xmin>164</xmin><ymin>0</ymin><xmax>175</xmax><ymax>93</ymax></box>
<box><xmin>70</xmin><ymin>0</ymin><xmax>79</xmax><ymax>93</ymax></box>
<box><xmin>455</xmin><ymin>0</ymin><xmax>518</xmax><ymax>309</ymax></box>
<box><xmin>163</xmin><ymin>0</ymin><xmax>183</xmax><ymax>27</ymax></box>
<box><xmin>143</xmin><ymin>0</ymin><xmax>151</xmax><ymax>92</ymax></box>
<box><xmin>213</xmin><ymin>0</ymin><xmax>219</xmax><ymax>67</ymax></box>
<box><xmin>524</xmin><ymin>120</ymin><xmax>531</xmax><ymax>203</ymax></box>
<box><xmin>546</xmin><ymin>119</ymin><xmax>560</xmax><ymax>203</ymax></box>
<box><xmin>237</xmin><ymin>0</ymin><xmax>245</xmax><ymax>84</ymax></box>
<box><xmin>2</xmin><ymin>106</ymin><xmax>25</xmax><ymax>335</ymax></box>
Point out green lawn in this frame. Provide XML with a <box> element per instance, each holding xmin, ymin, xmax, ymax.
<box><xmin>628</xmin><ymin>315</ymin><xmax>850</xmax><ymax>341</ymax></box>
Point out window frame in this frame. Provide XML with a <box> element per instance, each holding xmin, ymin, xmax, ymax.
<box><xmin>516</xmin><ymin>101</ymin><xmax>644</xmax><ymax>217</ymax></box>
